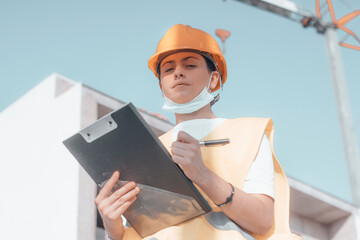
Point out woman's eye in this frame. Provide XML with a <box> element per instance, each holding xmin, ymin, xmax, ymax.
<box><xmin>186</xmin><ymin>65</ymin><xmax>196</xmax><ymax>68</ymax></box>
<box><xmin>165</xmin><ymin>68</ymin><xmax>174</xmax><ymax>72</ymax></box>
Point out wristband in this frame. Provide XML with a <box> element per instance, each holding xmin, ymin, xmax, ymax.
<box><xmin>216</xmin><ymin>183</ymin><xmax>235</xmax><ymax>207</ymax></box>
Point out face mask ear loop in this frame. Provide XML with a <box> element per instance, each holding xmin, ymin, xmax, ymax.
<box><xmin>160</xmin><ymin>81</ymin><xmax>166</xmax><ymax>98</ymax></box>
<box><xmin>210</xmin><ymin>74</ymin><xmax>223</xmax><ymax>106</ymax></box>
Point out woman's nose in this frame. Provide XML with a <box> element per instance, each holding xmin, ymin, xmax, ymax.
<box><xmin>174</xmin><ymin>68</ymin><xmax>184</xmax><ymax>79</ymax></box>
<box><xmin>174</xmin><ymin>72</ymin><xmax>184</xmax><ymax>79</ymax></box>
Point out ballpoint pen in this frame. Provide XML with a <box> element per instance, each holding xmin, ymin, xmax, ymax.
<box><xmin>199</xmin><ymin>138</ymin><xmax>230</xmax><ymax>147</ymax></box>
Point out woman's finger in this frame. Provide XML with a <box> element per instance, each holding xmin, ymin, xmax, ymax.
<box><xmin>177</xmin><ymin>131</ymin><xmax>198</xmax><ymax>144</ymax></box>
<box><xmin>96</xmin><ymin>171</ymin><xmax>120</xmax><ymax>202</ymax></box>
<box><xmin>108</xmin><ymin>186</ymin><xmax>140</xmax><ymax>213</ymax></box>
<box><xmin>170</xmin><ymin>145</ymin><xmax>189</xmax><ymax>158</ymax></box>
<box><xmin>97</xmin><ymin>182</ymin><xmax>139</xmax><ymax>219</ymax></box>
<box><xmin>107</xmin><ymin>181</ymin><xmax>137</xmax><ymax>204</ymax></box>
<box><xmin>112</xmin><ymin>196</ymin><xmax>138</xmax><ymax>218</ymax></box>
<box><xmin>172</xmin><ymin>154</ymin><xmax>188</xmax><ymax>167</ymax></box>
<box><xmin>171</xmin><ymin>141</ymin><xmax>189</xmax><ymax>151</ymax></box>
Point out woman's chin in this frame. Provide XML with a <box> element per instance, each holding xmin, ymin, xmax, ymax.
<box><xmin>167</xmin><ymin>92</ymin><xmax>195</xmax><ymax>104</ymax></box>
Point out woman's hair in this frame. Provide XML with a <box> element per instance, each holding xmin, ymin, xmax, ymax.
<box><xmin>203</xmin><ymin>55</ymin><xmax>217</xmax><ymax>73</ymax></box>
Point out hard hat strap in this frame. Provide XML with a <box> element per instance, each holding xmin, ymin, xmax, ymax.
<box><xmin>210</xmin><ymin>93</ymin><xmax>220</xmax><ymax>106</ymax></box>
<box><xmin>210</xmin><ymin>76</ymin><xmax>223</xmax><ymax>106</ymax></box>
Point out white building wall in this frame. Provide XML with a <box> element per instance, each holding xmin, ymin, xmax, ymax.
<box><xmin>0</xmin><ymin>74</ymin><xmax>83</xmax><ymax>239</ymax></box>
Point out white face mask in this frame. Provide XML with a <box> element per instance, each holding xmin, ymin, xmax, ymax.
<box><xmin>162</xmin><ymin>73</ymin><xmax>214</xmax><ymax>114</ymax></box>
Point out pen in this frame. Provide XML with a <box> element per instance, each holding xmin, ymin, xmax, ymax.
<box><xmin>199</xmin><ymin>138</ymin><xmax>230</xmax><ymax>147</ymax></box>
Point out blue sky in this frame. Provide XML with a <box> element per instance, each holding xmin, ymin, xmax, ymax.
<box><xmin>1</xmin><ymin>0</ymin><xmax>359</xmax><ymax>203</ymax></box>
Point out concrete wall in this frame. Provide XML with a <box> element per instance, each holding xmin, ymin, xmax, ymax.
<box><xmin>0</xmin><ymin>74</ymin><xmax>82</xmax><ymax>239</ymax></box>
<box><xmin>289</xmin><ymin>178</ymin><xmax>360</xmax><ymax>239</ymax></box>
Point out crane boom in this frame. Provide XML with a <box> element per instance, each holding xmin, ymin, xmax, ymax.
<box><xmin>235</xmin><ymin>0</ymin><xmax>334</xmax><ymax>32</ymax></box>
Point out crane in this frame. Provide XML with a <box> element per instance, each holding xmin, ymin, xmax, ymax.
<box><xmin>232</xmin><ymin>0</ymin><xmax>360</xmax><ymax>206</ymax></box>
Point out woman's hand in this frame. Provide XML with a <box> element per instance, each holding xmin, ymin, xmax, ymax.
<box><xmin>95</xmin><ymin>171</ymin><xmax>140</xmax><ymax>240</ymax></box>
<box><xmin>171</xmin><ymin>131</ymin><xmax>274</xmax><ymax>235</ymax></box>
<box><xmin>170</xmin><ymin>131</ymin><xmax>210</xmax><ymax>185</ymax></box>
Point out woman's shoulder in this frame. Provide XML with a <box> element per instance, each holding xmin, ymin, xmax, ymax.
<box><xmin>227</xmin><ymin>116</ymin><xmax>271</xmax><ymax>121</ymax></box>
<box><xmin>224</xmin><ymin>117</ymin><xmax>273</xmax><ymax>127</ymax></box>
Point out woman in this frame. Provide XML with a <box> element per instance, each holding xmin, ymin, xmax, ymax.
<box><xmin>95</xmin><ymin>24</ymin><xmax>299</xmax><ymax>240</ymax></box>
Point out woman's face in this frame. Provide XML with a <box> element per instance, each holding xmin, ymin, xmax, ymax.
<box><xmin>159</xmin><ymin>52</ymin><xmax>218</xmax><ymax>104</ymax></box>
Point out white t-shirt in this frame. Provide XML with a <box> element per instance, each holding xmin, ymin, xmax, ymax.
<box><xmin>172</xmin><ymin>118</ymin><xmax>274</xmax><ymax>199</ymax></box>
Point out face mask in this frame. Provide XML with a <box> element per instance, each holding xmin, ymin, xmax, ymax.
<box><xmin>162</xmin><ymin>73</ymin><xmax>214</xmax><ymax>114</ymax></box>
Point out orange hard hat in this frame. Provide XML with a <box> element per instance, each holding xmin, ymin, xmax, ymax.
<box><xmin>148</xmin><ymin>24</ymin><xmax>227</xmax><ymax>92</ymax></box>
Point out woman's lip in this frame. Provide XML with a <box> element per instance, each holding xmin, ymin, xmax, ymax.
<box><xmin>173</xmin><ymin>83</ymin><xmax>190</xmax><ymax>88</ymax></box>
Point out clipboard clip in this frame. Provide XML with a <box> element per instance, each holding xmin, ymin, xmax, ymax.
<box><xmin>79</xmin><ymin>114</ymin><xmax>118</xmax><ymax>143</ymax></box>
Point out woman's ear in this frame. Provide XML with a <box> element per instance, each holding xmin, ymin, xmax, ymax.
<box><xmin>210</xmin><ymin>71</ymin><xmax>220</xmax><ymax>90</ymax></box>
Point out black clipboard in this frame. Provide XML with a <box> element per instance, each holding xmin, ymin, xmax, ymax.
<box><xmin>63</xmin><ymin>102</ymin><xmax>211</xmax><ymax>237</ymax></box>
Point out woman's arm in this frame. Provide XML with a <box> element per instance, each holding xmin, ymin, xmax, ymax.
<box><xmin>171</xmin><ymin>131</ymin><xmax>274</xmax><ymax>236</ymax></box>
<box><xmin>197</xmin><ymin>170</ymin><xmax>274</xmax><ymax>235</ymax></box>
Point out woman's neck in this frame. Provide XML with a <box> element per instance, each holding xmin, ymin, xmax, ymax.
<box><xmin>175</xmin><ymin>104</ymin><xmax>217</xmax><ymax>124</ymax></box>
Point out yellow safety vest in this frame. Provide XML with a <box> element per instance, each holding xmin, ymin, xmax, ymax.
<box><xmin>123</xmin><ymin>118</ymin><xmax>301</xmax><ymax>240</ymax></box>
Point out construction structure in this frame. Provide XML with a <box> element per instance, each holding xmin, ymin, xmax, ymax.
<box><xmin>234</xmin><ymin>0</ymin><xmax>360</xmax><ymax>208</ymax></box>
<box><xmin>0</xmin><ymin>73</ymin><xmax>359</xmax><ymax>239</ymax></box>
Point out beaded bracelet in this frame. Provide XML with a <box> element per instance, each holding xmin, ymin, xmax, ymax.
<box><xmin>216</xmin><ymin>183</ymin><xmax>235</xmax><ymax>207</ymax></box>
